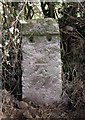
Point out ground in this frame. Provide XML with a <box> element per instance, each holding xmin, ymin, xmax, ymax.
<box><xmin>1</xmin><ymin>89</ymin><xmax>85</xmax><ymax>120</ymax></box>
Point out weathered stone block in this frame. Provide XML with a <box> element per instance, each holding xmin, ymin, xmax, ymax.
<box><xmin>21</xmin><ymin>18</ymin><xmax>62</xmax><ymax>105</ymax></box>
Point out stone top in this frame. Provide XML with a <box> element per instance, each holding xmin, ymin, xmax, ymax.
<box><xmin>21</xmin><ymin>18</ymin><xmax>60</xmax><ymax>36</ymax></box>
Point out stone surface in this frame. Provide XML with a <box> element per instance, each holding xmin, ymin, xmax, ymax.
<box><xmin>21</xmin><ymin>18</ymin><xmax>62</xmax><ymax>105</ymax></box>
